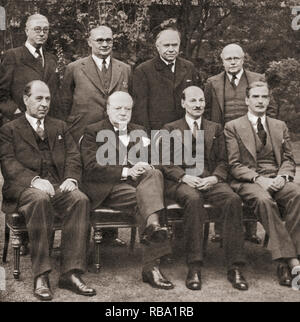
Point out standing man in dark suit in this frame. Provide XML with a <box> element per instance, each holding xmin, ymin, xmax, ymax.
<box><xmin>60</xmin><ymin>25</ymin><xmax>131</xmax><ymax>246</ymax></box>
<box><xmin>132</xmin><ymin>26</ymin><xmax>199</xmax><ymax>133</ymax></box>
<box><xmin>204</xmin><ymin>44</ymin><xmax>278</xmax><ymax>244</ymax></box>
<box><xmin>0</xmin><ymin>80</ymin><xmax>96</xmax><ymax>301</ymax></box>
<box><xmin>225</xmin><ymin>81</ymin><xmax>300</xmax><ymax>288</ymax></box>
<box><xmin>0</xmin><ymin>14</ymin><xmax>59</xmax><ymax>123</ymax></box>
<box><xmin>81</xmin><ymin>91</ymin><xmax>174</xmax><ymax>290</ymax></box>
<box><xmin>162</xmin><ymin>86</ymin><xmax>248</xmax><ymax>291</ymax></box>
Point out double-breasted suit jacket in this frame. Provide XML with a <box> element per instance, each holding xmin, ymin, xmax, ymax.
<box><xmin>204</xmin><ymin>70</ymin><xmax>278</xmax><ymax>125</ymax></box>
<box><xmin>0</xmin><ymin>46</ymin><xmax>59</xmax><ymax>121</ymax></box>
<box><xmin>132</xmin><ymin>56</ymin><xmax>199</xmax><ymax>132</ymax></box>
<box><xmin>60</xmin><ymin>56</ymin><xmax>131</xmax><ymax>143</ymax></box>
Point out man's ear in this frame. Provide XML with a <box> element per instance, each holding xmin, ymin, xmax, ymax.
<box><xmin>23</xmin><ymin>95</ymin><xmax>28</xmax><ymax>106</ymax></box>
<box><xmin>245</xmin><ymin>96</ymin><xmax>249</xmax><ymax>106</ymax></box>
<box><xmin>181</xmin><ymin>99</ymin><xmax>185</xmax><ymax>109</ymax></box>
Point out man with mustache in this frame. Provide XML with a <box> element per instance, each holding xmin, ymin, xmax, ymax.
<box><xmin>225</xmin><ymin>81</ymin><xmax>300</xmax><ymax>288</ymax></box>
<box><xmin>161</xmin><ymin>86</ymin><xmax>248</xmax><ymax>291</ymax></box>
<box><xmin>204</xmin><ymin>44</ymin><xmax>278</xmax><ymax>244</ymax></box>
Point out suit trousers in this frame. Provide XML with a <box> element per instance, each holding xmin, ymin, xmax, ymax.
<box><xmin>18</xmin><ymin>186</ymin><xmax>90</xmax><ymax>279</ymax></box>
<box><xmin>102</xmin><ymin>169</ymin><xmax>171</xmax><ymax>266</ymax></box>
<box><xmin>236</xmin><ymin>182</ymin><xmax>300</xmax><ymax>260</ymax></box>
<box><xmin>166</xmin><ymin>182</ymin><xmax>246</xmax><ymax>267</ymax></box>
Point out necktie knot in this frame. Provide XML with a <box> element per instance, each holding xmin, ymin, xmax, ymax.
<box><xmin>230</xmin><ymin>73</ymin><xmax>237</xmax><ymax>87</ymax></box>
<box><xmin>36</xmin><ymin>119</ymin><xmax>45</xmax><ymax>140</ymax></box>
<box><xmin>192</xmin><ymin>121</ymin><xmax>199</xmax><ymax>138</ymax></box>
<box><xmin>102</xmin><ymin>59</ymin><xmax>107</xmax><ymax>72</ymax></box>
<box><xmin>167</xmin><ymin>62</ymin><xmax>174</xmax><ymax>71</ymax></box>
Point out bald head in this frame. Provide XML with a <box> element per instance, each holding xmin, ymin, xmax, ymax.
<box><xmin>221</xmin><ymin>44</ymin><xmax>245</xmax><ymax>75</ymax></box>
<box><xmin>89</xmin><ymin>25</ymin><xmax>112</xmax><ymax>38</ymax></box>
<box><xmin>107</xmin><ymin>92</ymin><xmax>133</xmax><ymax>128</ymax></box>
<box><xmin>182</xmin><ymin>86</ymin><xmax>205</xmax><ymax>120</ymax></box>
<box><xmin>26</xmin><ymin>14</ymin><xmax>49</xmax><ymax>28</ymax></box>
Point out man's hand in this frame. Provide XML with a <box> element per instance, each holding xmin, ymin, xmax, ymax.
<box><xmin>59</xmin><ymin>179</ymin><xmax>77</xmax><ymax>193</ymax></box>
<box><xmin>197</xmin><ymin>176</ymin><xmax>218</xmax><ymax>191</ymax></box>
<box><xmin>181</xmin><ymin>175</ymin><xmax>203</xmax><ymax>189</ymax></box>
<box><xmin>255</xmin><ymin>176</ymin><xmax>275</xmax><ymax>192</ymax></box>
<box><xmin>31</xmin><ymin>178</ymin><xmax>55</xmax><ymax>197</ymax></box>
<box><xmin>269</xmin><ymin>176</ymin><xmax>286</xmax><ymax>192</ymax></box>
<box><xmin>134</xmin><ymin>162</ymin><xmax>153</xmax><ymax>171</ymax></box>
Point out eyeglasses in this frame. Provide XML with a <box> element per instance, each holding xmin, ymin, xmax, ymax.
<box><xmin>91</xmin><ymin>38</ymin><xmax>113</xmax><ymax>44</ymax></box>
<box><xmin>224</xmin><ymin>57</ymin><xmax>243</xmax><ymax>62</ymax></box>
<box><xmin>33</xmin><ymin>27</ymin><xmax>50</xmax><ymax>34</ymax></box>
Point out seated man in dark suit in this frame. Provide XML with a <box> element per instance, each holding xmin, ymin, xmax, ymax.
<box><xmin>161</xmin><ymin>86</ymin><xmax>248</xmax><ymax>291</ymax></box>
<box><xmin>225</xmin><ymin>81</ymin><xmax>300</xmax><ymax>288</ymax></box>
<box><xmin>0</xmin><ymin>80</ymin><xmax>96</xmax><ymax>301</ymax></box>
<box><xmin>80</xmin><ymin>91</ymin><xmax>174</xmax><ymax>290</ymax></box>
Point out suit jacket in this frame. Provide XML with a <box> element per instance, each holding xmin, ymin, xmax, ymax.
<box><xmin>161</xmin><ymin>117</ymin><xmax>228</xmax><ymax>184</ymax></box>
<box><xmin>0</xmin><ymin>115</ymin><xmax>82</xmax><ymax>213</ymax></box>
<box><xmin>60</xmin><ymin>56</ymin><xmax>131</xmax><ymax>143</ymax></box>
<box><xmin>132</xmin><ymin>56</ymin><xmax>199</xmax><ymax>132</ymax></box>
<box><xmin>0</xmin><ymin>46</ymin><xmax>59</xmax><ymax>121</ymax></box>
<box><xmin>224</xmin><ymin>115</ymin><xmax>296</xmax><ymax>191</ymax></box>
<box><xmin>80</xmin><ymin>118</ymin><xmax>149</xmax><ymax>209</ymax></box>
<box><xmin>204</xmin><ymin>70</ymin><xmax>278</xmax><ymax>125</ymax></box>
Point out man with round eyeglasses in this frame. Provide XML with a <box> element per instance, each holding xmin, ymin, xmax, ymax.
<box><xmin>0</xmin><ymin>14</ymin><xmax>60</xmax><ymax>124</ymax></box>
<box><xmin>60</xmin><ymin>25</ymin><xmax>131</xmax><ymax>246</ymax></box>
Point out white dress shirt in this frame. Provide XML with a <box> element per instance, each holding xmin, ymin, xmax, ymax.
<box><xmin>226</xmin><ymin>68</ymin><xmax>244</xmax><ymax>87</ymax></box>
<box><xmin>92</xmin><ymin>54</ymin><xmax>111</xmax><ymax>71</ymax></box>
<box><xmin>25</xmin><ymin>113</ymin><xmax>45</xmax><ymax>131</ymax></box>
<box><xmin>25</xmin><ymin>41</ymin><xmax>44</xmax><ymax>64</ymax></box>
<box><xmin>185</xmin><ymin>114</ymin><xmax>202</xmax><ymax>131</ymax></box>
<box><xmin>247</xmin><ymin>111</ymin><xmax>266</xmax><ymax>133</ymax></box>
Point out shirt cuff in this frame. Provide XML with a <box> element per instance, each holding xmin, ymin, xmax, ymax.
<box><xmin>67</xmin><ymin>178</ymin><xmax>78</xmax><ymax>186</ymax></box>
<box><xmin>281</xmin><ymin>175</ymin><xmax>294</xmax><ymax>182</ymax></box>
<box><xmin>30</xmin><ymin>176</ymin><xmax>40</xmax><ymax>187</ymax></box>
<box><xmin>121</xmin><ymin>167</ymin><xmax>129</xmax><ymax>180</ymax></box>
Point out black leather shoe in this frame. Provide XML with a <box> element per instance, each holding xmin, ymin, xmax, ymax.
<box><xmin>20</xmin><ymin>244</ymin><xmax>29</xmax><ymax>256</ymax></box>
<box><xmin>186</xmin><ymin>269</ymin><xmax>201</xmax><ymax>290</ymax></box>
<box><xmin>142</xmin><ymin>266</ymin><xmax>174</xmax><ymax>290</ymax></box>
<box><xmin>142</xmin><ymin>224</ymin><xmax>168</xmax><ymax>244</ymax></box>
<box><xmin>227</xmin><ymin>268</ymin><xmax>248</xmax><ymax>291</ymax></box>
<box><xmin>211</xmin><ymin>234</ymin><xmax>222</xmax><ymax>243</ymax></box>
<box><xmin>34</xmin><ymin>274</ymin><xmax>53</xmax><ymax>301</ymax></box>
<box><xmin>58</xmin><ymin>273</ymin><xmax>96</xmax><ymax>296</ymax></box>
<box><xmin>245</xmin><ymin>234</ymin><xmax>262</xmax><ymax>244</ymax></box>
<box><xmin>277</xmin><ymin>263</ymin><xmax>292</xmax><ymax>287</ymax></box>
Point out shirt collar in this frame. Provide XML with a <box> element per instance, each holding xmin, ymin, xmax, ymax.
<box><xmin>25</xmin><ymin>41</ymin><xmax>43</xmax><ymax>57</ymax></box>
<box><xmin>25</xmin><ymin>112</ymin><xmax>45</xmax><ymax>130</ymax></box>
<box><xmin>247</xmin><ymin>111</ymin><xmax>266</xmax><ymax>127</ymax></box>
<box><xmin>185</xmin><ymin>114</ymin><xmax>202</xmax><ymax>131</ymax></box>
<box><xmin>92</xmin><ymin>54</ymin><xmax>111</xmax><ymax>70</ymax></box>
<box><xmin>160</xmin><ymin>56</ymin><xmax>176</xmax><ymax>70</ymax></box>
<box><xmin>226</xmin><ymin>68</ymin><xmax>244</xmax><ymax>82</ymax></box>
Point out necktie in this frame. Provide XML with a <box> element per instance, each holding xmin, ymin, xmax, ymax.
<box><xmin>230</xmin><ymin>73</ymin><xmax>237</xmax><ymax>88</ymax></box>
<box><xmin>167</xmin><ymin>62</ymin><xmax>174</xmax><ymax>72</ymax></box>
<box><xmin>257</xmin><ymin>117</ymin><xmax>267</xmax><ymax>145</ymax></box>
<box><xmin>36</xmin><ymin>119</ymin><xmax>45</xmax><ymax>140</ymax></box>
<box><xmin>35</xmin><ymin>49</ymin><xmax>44</xmax><ymax>68</ymax></box>
<box><xmin>102</xmin><ymin>59</ymin><xmax>107</xmax><ymax>73</ymax></box>
<box><xmin>192</xmin><ymin>120</ymin><xmax>199</xmax><ymax>138</ymax></box>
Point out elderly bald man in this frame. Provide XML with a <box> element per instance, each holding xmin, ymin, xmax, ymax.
<box><xmin>204</xmin><ymin>43</ymin><xmax>278</xmax><ymax>244</ymax></box>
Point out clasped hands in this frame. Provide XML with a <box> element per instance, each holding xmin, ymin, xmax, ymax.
<box><xmin>31</xmin><ymin>178</ymin><xmax>77</xmax><ymax>197</ymax></box>
<box><xmin>127</xmin><ymin>162</ymin><xmax>153</xmax><ymax>181</ymax></box>
<box><xmin>255</xmin><ymin>175</ymin><xmax>286</xmax><ymax>193</ymax></box>
<box><xmin>181</xmin><ymin>175</ymin><xmax>218</xmax><ymax>191</ymax></box>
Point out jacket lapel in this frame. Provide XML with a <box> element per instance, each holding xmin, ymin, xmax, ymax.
<box><xmin>174</xmin><ymin>58</ymin><xmax>188</xmax><ymax>89</ymax></box>
<box><xmin>81</xmin><ymin>56</ymin><xmax>105</xmax><ymax>94</ymax></box>
<box><xmin>43</xmin><ymin>51</ymin><xmax>55</xmax><ymax>81</ymax></box>
<box><xmin>16</xmin><ymin>116</ymin><xmax>40</xmax><ymax>151</ymax></box>
<box><xmin>236</xmin><ymin>115</ymin><xmax>257</xmax><ymax>161</ymax></box>
<box><xmin>109</xmin><ymin>58</ymin><xmax>122</xmax><ymax>93</ymax></box>
<box><xmin>154</xmin><ymin>56</ymin><xmax>175</xmax><ymax>82</ymax></box>
<box><xmin>266</xmin><ymin>117</ymin><xmax>282</xmax><ymax>166</ymax></box>
<box><xmin>202</xmin><ymin>119</ymin><xmax>215</xmax><ymax>155</ymax></box>
<box><xmin>211</xmin><ymin>71</ymin><xmax>225</xmax><ymax>113</ymax></box>
<box><xmin>20</xmin><ymin>46</ymin><xmax>44</xmax><ymax>75</ymax></box>
<box><xmin>44</xmin><ymin>117</ymin><xmax>58</xmax><ymax>151</ymax></box>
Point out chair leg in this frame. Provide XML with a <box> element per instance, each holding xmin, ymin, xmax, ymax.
<box><xmin>203</xmin><ymin>222</ymin><xmax>210</xmax><ymax>257</ymax></box>
<box><xmin>129</xmin><ymin>227</ymin><xmax>137</xmax><ymax>252</ymax></box>
<box><xmin>93</xmin><ymin>228</ymin><xmax>103</xmax><ymax>273</ymax></box>
<box><xmin>2</xmin><ymin>220</ymin><xmax>10</xmax><ymax>263</ymax></box>
<box><xmin>263</xmin><ymin>233</ymin><xmax>269</xmax><ymax>248</ymax></box>
<box><xmin>11</xmin><ymin>231</ymin><xmax>22</xmax><ymax>280</ymax></box>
